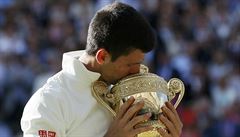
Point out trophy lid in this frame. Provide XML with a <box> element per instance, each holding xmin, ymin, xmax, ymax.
<box><xmin>111</xmin><ymin>72</ymin><xmax>170</xmax><ymax>102</ymax></box>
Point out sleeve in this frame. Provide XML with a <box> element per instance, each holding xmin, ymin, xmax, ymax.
<box><xmin>21</xmin><ymin>88</ymin><xmax>66</xmax><ymax>137</ymax></box>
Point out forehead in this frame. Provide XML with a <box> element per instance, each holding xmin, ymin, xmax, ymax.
<box><xmin>113</xmin><ymin>49</ymin><xmax>145</xmax><ymax>64</ymax></box>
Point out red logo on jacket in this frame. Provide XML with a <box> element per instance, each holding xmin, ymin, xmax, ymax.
<box><xmin>38</xmin><ymin>130</ymin><xmax>56</xmax><ymax>137</ymax></box>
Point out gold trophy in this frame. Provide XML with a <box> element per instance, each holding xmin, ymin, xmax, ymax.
<box><xmin>91</xmin><ymin>65</ymin><xmax>185</xmax><ymax>137</ymax></box>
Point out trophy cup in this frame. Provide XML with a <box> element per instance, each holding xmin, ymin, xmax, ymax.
<box><xmin>91</xmin><ymin>65</ymin><xmax>185</xmax><ymax>137</ymax></box>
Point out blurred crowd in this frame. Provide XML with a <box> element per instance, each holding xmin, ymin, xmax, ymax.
<box><xmin>0</xmin><ymin>0</ymin><xmax>239</xmax><ymax>136</ymax></box>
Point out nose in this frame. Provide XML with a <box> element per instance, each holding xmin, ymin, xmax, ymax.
<box><xmin>129</xmin><ymin>64</ymin><xmax>140</xmax><ymax>75</ymax></box>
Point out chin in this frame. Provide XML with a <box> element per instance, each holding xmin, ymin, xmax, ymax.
<box><xmin>101</xmin><ymin>79</ymin><xmax>116</xmax><ymax>85</ymax></box>
<box><xmin>106</xmin><ymin>77</ymin><xmax>123</xmax><ymax>85</ymax></box>
<box><xmin>112</xmin><ymin>81</ymin><xmax>118</xmax><ymax>85</ymax></box>
<box><xmin>108</xmin><ymin>80</ymin><xmax>117</xmax><ymax>85</ymax></box>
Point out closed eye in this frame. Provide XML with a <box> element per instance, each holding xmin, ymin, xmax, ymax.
<box><xmin>127</xmin><ymin>62</ymin><xmax>142</xmax><ymax>67</ymax></box>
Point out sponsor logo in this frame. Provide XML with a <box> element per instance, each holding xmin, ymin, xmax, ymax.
<box><xmin>39</xmin><ymin>130</ymin><xmax>56</xmax><ymax>137</ymax></box>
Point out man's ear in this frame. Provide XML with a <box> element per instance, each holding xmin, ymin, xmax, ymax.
<box><xmin>96</xmin><ymin>49</ymin><xmax>111</xmax><ymax>64</ymax></box>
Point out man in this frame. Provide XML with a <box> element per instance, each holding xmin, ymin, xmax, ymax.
<box><xmin>21</xmin><ymin>2</ymin><xmax>182</xmax><ymax>137</ymax></box>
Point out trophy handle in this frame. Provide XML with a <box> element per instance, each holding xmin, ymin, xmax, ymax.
<box><xmin>91</xmin><ymin>81</ymin><xmax>117</xmax><ymax>116</ymax></box>
<box><xmin>167</xmin><ymin>78</ymin><xmax>185</xmax><ymax>108</ymax></box>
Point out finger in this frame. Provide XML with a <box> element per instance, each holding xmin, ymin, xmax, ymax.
<box><xmin>158</xmin><ymin>127</ymin><xmax>169</xmax><ymax>137</ymax></box>
<box><xmin>126</xmin><ymin>112</ymin><xmax>152</xmax><ymax>129</ymax></box>
<box><xmin>116</xmin><ymin>96</ymin><xmax>135</xmax><ymax>119</ymax></box>
<box><xmin>159</xmin><ymin>115</ymin><xmax>178</xmax><ymax>137</ymax></box>
<box><xmin>122</xmin><ymin>101</ymin><xmax>144</xmax><ymax>124</ymax></box>
<box><xmin>164</xmin><ymin>102</ymin><xmax>183</xmax><ymax>130</ymax></box>
<box><xmin>165</xmin><ymin>102</ymin><xmax>181</xmax><ymax>123</ymax></box>
<box><xmin>131</xmin><ymin>125</ymin><xmax>154</xmax><ymax>136</ymax></box>
<box><xmin>162</xmin><ymin>105</ymin><xmax>181</xmax><ymax>133</ymax></box>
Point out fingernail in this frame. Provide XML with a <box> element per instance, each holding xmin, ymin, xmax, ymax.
<box><xmin>160</xmin><ymin>115</ymin><xmax>166</xmax><ymax>120</ymax></box>
<box><xmin>129</xmin><ymin>96</ymin><xmax>134</xmax><ymax>100</ymax></box>
<box><xmin>138</xmin><ymin>100</ymin><xmax>144</xmax><ymax>105</ymax></box>
<box><xmin>165</xmin><ymin>101</ymin><xmax>170</xmax><ymax>105</ymax></box>
<box><xmin>146</xmin><ymin>112</ymin><xmax>152</xmax><ymax>117</ymax></box>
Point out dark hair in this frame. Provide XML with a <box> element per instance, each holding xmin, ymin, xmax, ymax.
<box><xmin>86</xmin><ymin>2</ymin><xmax>156</xmax><ymax>61</ymax></box>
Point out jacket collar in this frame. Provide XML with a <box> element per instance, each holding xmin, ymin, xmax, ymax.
<box><xmin>62</xmin><ymin>50</ymin><xmax>101</xmax><ymax>85</ymax></box>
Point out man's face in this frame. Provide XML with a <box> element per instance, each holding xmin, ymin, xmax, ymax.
<box><xmin>100</xmin><ymin>49</ymin><xmax>145</xmax><ymax>84</ymax></box>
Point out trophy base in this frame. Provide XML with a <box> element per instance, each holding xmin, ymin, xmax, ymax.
<box><xmin>136</xmin><ymin>121</ymin><xmax>165</xmax><ymax>137</ymax></box>
<box><xmin>137</xmin><ymin>130</ymin><xmax>161</xmax><ymax>137</ymax></box>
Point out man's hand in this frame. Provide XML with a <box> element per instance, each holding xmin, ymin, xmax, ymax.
<box><xmin>158</xmin><ymin>102</ymin><xmax>183</xmax><ymax>137</ymax></box>
<box><xmin>104</xmin><ymin>97</ymin><xmax>153</xmax><ymax>137</ymax></box>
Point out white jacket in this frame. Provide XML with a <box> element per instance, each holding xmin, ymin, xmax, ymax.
<box><xmin>21</xmin><ymin>50</ymin><xmax>113</xmax><ymax>137</ymax></box>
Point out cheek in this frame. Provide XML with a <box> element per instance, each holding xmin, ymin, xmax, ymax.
<box><xmin>115</xmin><ymin>65</ymin><xmax>130</xmax><ymax>77</ymax></box>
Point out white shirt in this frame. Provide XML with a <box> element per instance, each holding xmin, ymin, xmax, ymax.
<box><xmin>21</xmin><ymin>50</ymin><xmax>113</xmax><ymax>137</ymax></box>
